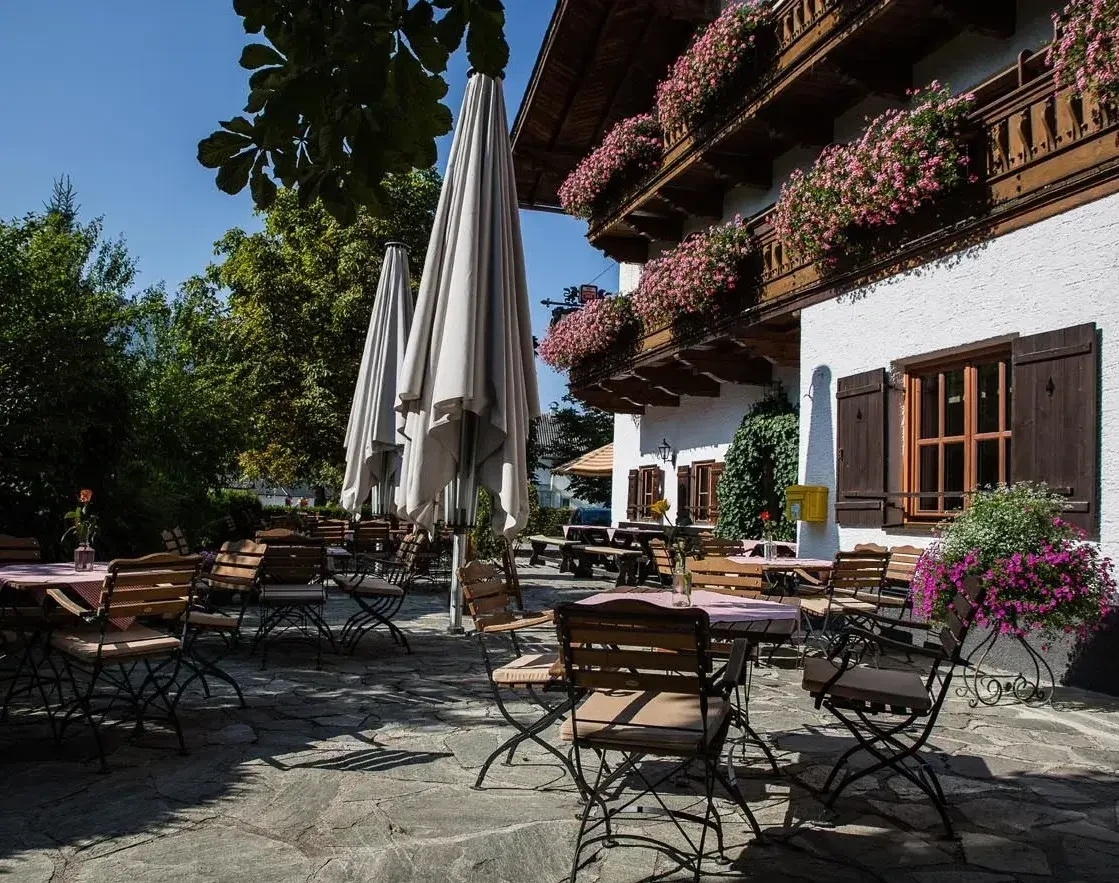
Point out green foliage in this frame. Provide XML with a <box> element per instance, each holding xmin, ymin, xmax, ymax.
<box><xmin>937</xmin><ymin>483</ymin><xmax>1068</xmax><ymax>571</ymax></box>
<box><xmin>546</xmin><ymin>394</ymin><xmax>613</xmax><ymax>506</ymax></box>
<box><xmin>0</xmin><ymin>185</ymin><xmax>246</xmax><ymax>558</ymax></box>
<box><xmin>471</xmin><ymin>488</ymin><xmax>505</xmax><ymax>562</ymax></box>
<box><xmin>202</xmin><ymin>172</ymin><xmax>440</xmax><ymax>490</ymax></box>
<box><xmin>715</xmin><ymin>387</ymin><xmax>799</xmax><ymax>542</ymax></box>
<box><xmin>200</xmin><ymin>0</ymin><xmax>508</xmax><ymax>223</ymax></box>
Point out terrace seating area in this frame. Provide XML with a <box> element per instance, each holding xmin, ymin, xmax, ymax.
<box><xmin>2</xmin><ymin>555</ymin><xmax>1119</xmax><ymax>882</ymax></box>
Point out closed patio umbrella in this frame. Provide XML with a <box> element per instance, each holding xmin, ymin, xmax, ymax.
<box><xmin>341</xmin><ymin>242</ymin><xmax>413</xmax><ymax>516</ymax></box>
<box><xmin>395</xmin><ymin>73</ymin><xmax>539</xmax><ymax>631</ymax></box>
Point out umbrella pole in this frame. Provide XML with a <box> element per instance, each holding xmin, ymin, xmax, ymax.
<box><xmin>447</xmin><ymin>413</ymin><xmax>479</xmax><ymax>634</ymax></box>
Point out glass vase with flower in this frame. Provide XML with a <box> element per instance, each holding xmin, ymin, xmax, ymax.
<box><xmin>63</xmin><ymin>489</ymin><xmax>98</xmax><ymax>572</ymax></box>
<box><xmin>651</xmin><ymin>499</ymin><xmax>702</xmax><ymax>606</ymax></box>
<box><xmin>760</xmin><ymin>509</ymin><xmax>779</xmax><ymax>560</ymax></box>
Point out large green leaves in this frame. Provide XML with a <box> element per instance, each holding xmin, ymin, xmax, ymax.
<box><xmin>200</xmin><ymin>0</ymin><xmax>507</xmax><ymax>223</ymax></box>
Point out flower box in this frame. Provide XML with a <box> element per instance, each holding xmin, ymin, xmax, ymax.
<box><xmin>558</xmin><ymin>115</ymin><xmax>664</xmax><ymax>220</ymax></box>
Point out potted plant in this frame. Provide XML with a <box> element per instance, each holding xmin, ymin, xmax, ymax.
<box><xmin>911</xmin><ymin>483</ymin><xmax>1116</xmax><ymax>642</ymax></box>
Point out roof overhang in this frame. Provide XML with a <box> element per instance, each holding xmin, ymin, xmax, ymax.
<box><xmin>512</xmin><ymin>0</ymin><xmax>719</xmax><ymax>212</ymax></box>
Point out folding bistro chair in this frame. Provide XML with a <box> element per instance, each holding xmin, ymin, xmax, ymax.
<box><xmin>796</xmin><ymin>549</ymin><xmax>889</xmax><ymax>647</ymax></box>
<box><xmin>253</xmin><ymin>539</ymin><xmax>335</xmax><ymax>668</ymax></box>
<box><xmin>555</xmin><ymin>599</ymin><xmax>762</xmax><ymax>883</ymax></box>
<box><xmin>458</xmin><ymin>560</ymin><xmax>582</xmax><ymax>794</ymax></box>
<box><xmin>179</xmin><ymin>540</ymin><xmax>267</xmax><ymax>708</ymax></box>
<box><xmin>46</xmin><ymin>553</ymin><xmax>200</xmax><ymax>771</ymax></box>
<box><xmin>647</xmin><ymin>538</ymin><xmax>674</xmax><ymax>586</ymax></box>
<box><xmin>802</xmin><ymin>575</ymin><xmax>986</xmax><ymax>838</ymax></box>
<box><xmin>333</xmin><ymin>535</ymin><xmax>416</xmax><ymax>653</ymax></box>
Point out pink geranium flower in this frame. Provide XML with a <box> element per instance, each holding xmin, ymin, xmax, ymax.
<box><xmin>538</xmin><ymin>295</ymin><xmax>638</xmax><ymax>372</ymax></box>
<box><xmin>559</xmin><ymin>114</ymin><xmax>663</xmax><ymax>219</ymax></box>
<box><xmin>1049</xmin><ymin>0</ymin><xmax>1119</xmax><ymax>99</ymax></box>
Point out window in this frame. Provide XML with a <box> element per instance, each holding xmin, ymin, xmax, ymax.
<box><xmin>626</xmin><ymin>466</ymin><xmax>663</xmax><ymax>521</ymax></box>
<box><xmin>683</xmin><ymin>461</ymin><xmax>724</xmax><ymax>524</ymax></box>
<box><xmin>904</xmin><ymin>351</ymin><xmax>1011</xmax><ymax>519</ymax></box>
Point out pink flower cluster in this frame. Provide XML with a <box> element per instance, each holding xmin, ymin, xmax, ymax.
<box><xmin>538</xmin><ymin>295</ymin><xmax>636</xmax><ymax>372</ymax></box>
<box><xmin>1049</xmin><ymin>0</ymin><xmax>1119</xmax><ymax>99</ymax></box>
<box><xmin>632</xmin><ymin>216</ymin><xmax>755</xmax><ymax>327</ymax></box>
<box><xmin>773</xmin><ymin>83</ymin><xmax>975</xmax><ymax>262</ymax></box>
<box><xmin>911</xmin><ymin>520</ymin><xmax>1117</xmax><ymax>640</ymax></box>
<box><xmin>655</xmin><ymin>1</ymin><xmax>769</xmax><ymax>135</ymax></box>
<box><xmin>558</xmin><ymin>115</ymin><xmax>663</xmax><ymax>219</ymax></box>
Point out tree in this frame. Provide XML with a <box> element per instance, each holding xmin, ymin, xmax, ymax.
<box><xmin>202</xmin><ymin>169</ymin><xmax>441</xmax><ymax>493</ymax></box>
<box><xmin>199</xmin><ymin>0</ymin><xmax>507</xmax><ymax>224</ymax></box>
<box><xmin>547</xmin><ymin>394</ymin><xmax>613</xmax><ymax>506</ymax></box>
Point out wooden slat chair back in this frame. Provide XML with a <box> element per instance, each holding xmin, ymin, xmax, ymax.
<box><xmin>647</xmin><ymin>538</ymin><xmax>674</xmax><ymax>583</ymax></box>
<box><xmin>353</xmin><ymin>520</ymin><xmax>390</xmax><ymax>554</ymax></box>
<box><xmin>458</xmin><ymin>560</ymin><xmax>514</xmax><ymax>627</ymax></box>
<box><xmin>699</xmin><ymin>535</ymin><xmax>740</xmax><ymax>557</ymax></box>
<box><xmin>100</xmin><ymin>553</ymin><xmax>200</xmax><ymax>622</ymax></box>
<box><xmin>0</xmin><ymin>535</ymin><xmax>40</xmax><ymax>563</ymax></box>
<box><xmin>208</xmin><ymin>540</ymin><xmax>267</xmax><ymax>594</ymax></box>
<box><xmin>260</xmin><ymin>543</ymin><xmax>327</xmax><ymax>585</ymax></box>
<box><xmin>254</xmin><ymin>527</ymin><xmax>318</xmax><ymax>546</ymax></box>
<box><xmin>687</xmin><ymin>557</ymin><xmax>764</xmax><ymax>597</ymax></box>
<box><xmin>828</xmin><ymin>549</ymin><xmax>890</xmax><ymax>604</ymax></box>
<box><xmin>311</xmin><ymin>519</ymin><xmax>348</xmax><ymax>545</ymax></box>
<box><xmin>886</xmin><ymin>544</ymin><xmax>923</xmax><ymax>589</ymax></box>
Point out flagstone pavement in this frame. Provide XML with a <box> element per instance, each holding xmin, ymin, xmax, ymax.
<box><xmin>3</xmin><ymin>561</ymin><xmax>1119</xmax><ymax>882</ymax></box>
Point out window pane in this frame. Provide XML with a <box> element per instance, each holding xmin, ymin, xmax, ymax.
<box><xmin>919</xmin><ymin>445</ymin><xmax>939</xmax><ymax>511</ymax></box>
<box><xmin>976</xmin><ymin>438</ymin><xmax>1000</xmax><ymax>489</ymax></box>
<box><xmin>1004</xmin><ymin>437</ymin><xmax>1012</xmax><ymax>483</ymax></box>
<box><xmin>1004</xmin><ymin>360</ymin><xmax>1012</xmax><ymax>430</ymax></box>
<box><xmin>919</xmin><ymin>375</ymin><xmax>939</xmax><ymax>439</ymax></box>
<box><xmin>977</xmin><ymin>362</ymin><xmax>1001</xmax><ymax>434</ymax></box>
<box><xmin>944</xmin><ymin>369</ymin><xmax>965</xmax><ymax>437</ymax></box>
<box><xmin>944</xmin><ymin>442</ymin><xmax>964</xmax><ymax>510</ymax></box>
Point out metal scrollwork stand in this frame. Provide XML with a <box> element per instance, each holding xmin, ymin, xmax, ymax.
<box><xmin>956</xmin><ymin>629</ymin><xmax>1054</xmax><ymax>707</ymax></box>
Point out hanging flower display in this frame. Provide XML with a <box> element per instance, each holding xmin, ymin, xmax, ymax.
<box><xmin>773</xmin><ymin>82</ymin><xmax>976</xmax><ymax>262</ymax></box>
<box><xmin>558</xmin><ymin>114</ymin><xmax>664</xmax><ymax>219</ymax></box>
<box><xmin>631</xmin><ymin>216</ymin><xmax>756</xmax><ymax>328</ymax></box>
<box><xmin>1049</xmin><ymin>0</ymin><xmax>1119</xmax><ymax>100</ymax></box>
<box><xmin>910</xmin><ymin>483</ymin><xmax>1116</xmax><ymax>640</ymax></box>
<box><xmin>655</xmin><ymin>1</ymin><xmax>770</xmax><ymax>136</ymax></box>
<box><xmin>538</xmin><ymin>295</ymin><xmax>638</xmax><ymax>372</ymax></box>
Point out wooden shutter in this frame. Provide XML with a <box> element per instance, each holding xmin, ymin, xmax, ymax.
<box><xmin>626</xmin><ymin>469</ymin><xmax>640</xmax><ymax>521</ymax></box>
<box><xmin>1012</xmin><ymin>323</ymin><xmax>1099</xmax><ymax>537</ymax></box>
<box><xmin>835</xmin><ymin>368</ymin><xmax>890</xmax><ymax>527</ymax></box>
<box><xmin>710</xmin><ymin>463</ymin><xmax>724</xmax><ymax>524</ymax></box>
<box><xmin>677</xmin><ymin>465</ymin><xmax>692</xmax><ymax>523</ymax></box>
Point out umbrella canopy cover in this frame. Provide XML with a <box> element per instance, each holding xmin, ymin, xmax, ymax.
<box><xmin>396</xmin><ymin>74</ymin><xmax>539</xmax><ymax>540</ymax></box>
<box><xmin>554</xmin><ymin>442</ymin><xmax>613</xmax><ymax>478</ymax></box>
<box><xmin>340</xmin><ymin>243</ymin><xmax>413</xmax><ymax>515</ymax></box>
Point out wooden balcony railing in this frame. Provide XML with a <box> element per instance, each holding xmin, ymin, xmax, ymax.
<box><xmin>571</xmin><ymin>53</ymin><xmax>1119</xmax><ymax>410</ymax></box>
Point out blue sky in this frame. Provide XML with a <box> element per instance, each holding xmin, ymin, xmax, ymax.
<box><xmin>0</xmin><ymin>1</ymin><xmax>609</xmax><ymax>410</ymax></box>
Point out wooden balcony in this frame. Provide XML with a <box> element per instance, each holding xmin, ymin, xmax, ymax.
<box><xmin>587</xmin><ymin>0</ymin><xmax>1017</xmax><ymax>263</ymax></box>
<box><xmin>572</xmin><ymin>53</ymin><xmax>1119</xmax><ymax>412</ymax></box>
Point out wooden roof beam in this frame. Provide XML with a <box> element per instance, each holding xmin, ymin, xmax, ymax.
<box><xmin>596</xmin><ymin>379</ymin><xmax>680</xmax><ymax>408</ymax></box>
<box><xmin>827</xmin><ymin>57</ymin><xmax>913</xmax><ymax>101</ymax></box>
<box><xmin>576</xmin><ymin>390</ymin><xmax>646</xmax><ymax>415</ymax></box>
<box><xmin>729</xmin><ymin>330</ymin><xmax>800</xmax><ymax>366</ymax></box>
<box><xmin>595</xmin><ymin>235</ymin><xmax>649</xmax><ymax>263</ymax></box>
<box><xmin>676</xmin><ymin>353</ymin><xmax>773</xmax><ymax>385</ymax></box>
<box><xmin>629</xmin><ymin>214</ymin><xmax>685</xmax><ymax>242</ymax></box>
<box><xmin>648</xmin><ymin>0</ymin><xmax>720</xmax><ymax>24</ymax></box>
<box><xmin>701</xmin><ymin>150</ymin><xmax>773</xmax><ymax>190</ymax></box>
<box><xmin>630</xmin><ymin>364</ymin><xmax>721</xmax><ymax>397</ymax></box>
<box><xmin>937</xmin><ymin>0</ymin><xmax>1016</xmax><ymax>39</ymax></box>
<box><xmin>659</xmin><ymin>186</ymin><xmax>724</xmax><ymax>220</ymax></box>
<box><xmin>761</xmin><ymin>113</ymin><xmax>834</xmax><ymax>150</ymax></box>
<box><xmin>516</xmin><ymin>146</ymin><xmax>588</xmax><ymax>173</ymax></box>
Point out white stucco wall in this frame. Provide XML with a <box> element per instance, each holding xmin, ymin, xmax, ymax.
<box><xmin>611</xmin><ymin>369</ymin><xmax>798</xmax><ymax>526</ymax></box>
<box><xmin>797</xmin><ymin>192</ymin><xmax>1119</xmax><ymax>560</ymax></box>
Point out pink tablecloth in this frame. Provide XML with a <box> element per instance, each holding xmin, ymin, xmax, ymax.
<box><xmin>578</xmin><ymin>590</ymin><xmax>798</xmax><ymax>624</ymax></box>
<box><xmin>0</xmin><ymin>563</ymin><xmax>129</xmax><ymax>627</ymax></box>
<box><xmin>728</xmin><ymin>556</ymin><xmax>833</xmax><ymax>572</ymax></box>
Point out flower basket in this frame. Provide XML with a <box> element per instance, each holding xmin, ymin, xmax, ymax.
<box><xmin>558</xmin><ymin>115</ymin><xmax>664</xmax><ymax>220</ymax></box>
<box><xmin>539</xmin><ymin>295</ymin><xmax>641</xmax><ymax>374</ymax></box>
<box><xmin>1049</xmin><ymin>0</ymin><xmax>1119</xmax><ymax>101</ymax></box>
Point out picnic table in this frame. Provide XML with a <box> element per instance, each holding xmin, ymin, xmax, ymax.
<box><xmin>526</xmin><ymin>535</ymin><xmax>579</xmax><ymax>571</ymax></box>
<box><xmin>570</xmin><ymin>545</ymin><xmax>645</xmax><ymax>587</ymax></box>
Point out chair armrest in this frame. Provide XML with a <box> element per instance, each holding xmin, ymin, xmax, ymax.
<box><xmin>794</xmin><ymin>568</ymin><xmax>823</xmax><ymax>587</ymax></box>
<box><xmin>45</xmin><ymin>587</ymin><xmax>95</xmax><ymax>620</ymax></box>
<box><xmin>716</xmin><ymin>639</ymin><xmax>750</xmax><ymax>691</ymax></box>
<box><xmin>477</xmin><ymin>611</ymin><xmax>554</xmax><ymax>634</ymax></box>
<box><xmin>834</xmin><ymin>624</ymin><xmax>946</xmax><ymax>661</ymax></box>
<box><xmin>856</xmin><ymin>608</ymin><xmax>933</xmax><ymax>632</ymax></box>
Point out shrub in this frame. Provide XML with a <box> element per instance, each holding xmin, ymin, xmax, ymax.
<box><xmin>558</xmin><ymin>115</ymin><xmax>664</xmax><ymax>219</ymax></box>
<box><xmin>911</xmin><ymin>483</ymin><xmax>1117</xmax><ymax>639</ymax></box>
<box><xmin>1049</xmin><ymin>0</ymin><xmax>1119</xmax><ymax>99</ymax></box>
<box><xmin>655</xmin><ymin>1</ymin><xmax>770</xmax><ymax>135</ymax></box>
<box><xmin>773</xmin><ymin>82</ymin><xmax>975</xmax><ymax>262</ymax></box>
<box><xmin>538</xmin><ymin>295</ymin><xmax>638</xmax><ymax>372</ymax></box>
<box><xmin>631</xmin><ymin>216</ymin><xmax>755</xmax><ymax>328</ymax></box>
<box><xmin>715</xmin><ymin>388</ymin><xmax>799</xmax><ymax>542</ymax></box>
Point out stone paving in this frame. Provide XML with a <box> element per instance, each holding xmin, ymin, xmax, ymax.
<box><xmin>3</xmin><ymin>562</ymin><xmax>1119</xmax><ymax>882</ymax></box>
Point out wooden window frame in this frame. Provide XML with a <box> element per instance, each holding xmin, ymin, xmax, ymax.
<box><xmin>689</xmin><ymin>460</ymin><xmax>723</xmax><ymax>525</ymax></box>
<box><xmin>637</xmin><ymin>465</ymin><xmax>661</xmax><ymax>522</ymax></box>
<box><xmin>903</xmin><ymin>344</ymin><xmax>1012</xmax><ymax>522</ymax></box>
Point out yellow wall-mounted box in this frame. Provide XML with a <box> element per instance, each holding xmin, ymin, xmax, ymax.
<box><xmin>785</xmin><ymin>485</ymin><xmax>829</xmax><ymax>523</ymax></box>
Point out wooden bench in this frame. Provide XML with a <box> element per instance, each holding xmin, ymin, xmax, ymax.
<box><xmin>570</xmin><ymin>545</ymin><xmax>644</xmax><ymax>587</ymax></box>
<box><xmin>526</xmin><ymin>535</ymin><xmax>579</xmax><ymax>572</ymax></box>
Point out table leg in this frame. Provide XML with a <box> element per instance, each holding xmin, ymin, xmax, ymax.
<box><xmin>615</xmin><ymin>557</ymin><xmax>637</xmax><ymax>588</ymax></box>
<box><xmin>571</xmin><ymin>554</ymin><xmax>593</xmax><ymax>579</ymax></box>
<box><xmin>529</xmin><ymin>542</ymin><xmax>545</xmax><ymax>567</ymax></box>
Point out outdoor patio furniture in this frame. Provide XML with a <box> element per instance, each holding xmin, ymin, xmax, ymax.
<box><xmin>160</xmin><ymin>527</ymin><xmax>190</xmax><ymax>555</ymax></box>
<box><xmin>801</xmin><ymin>575</ymin><xmax>987</xmax><ymax>838</ymax></box>
<box><xmin>352</xmin><ymin>520</ymin><xmax>392</xmax><ymax>564</ymax></box>
<box><xmin>180</xmin><ymin>540</ymin><xmax>267</xmax><ymax>708</ymax></box>
<box><xmin>46</xmin><ymin>553</ymin><xmax>200</xmax><ymax>771</ymax></box>
<box><xmin>647</xmin><ymin>537</ymin><xmax>673</xmax><ymax>585</ymax></box>
<box><xmin>457</xmin><ymin>559</ymin><xmax>581</xmax><ymax>794</ymax></box>
<box><xmin>254</xmin><ymin>527</ymin><xmax>311</xmax><ymax>545</ymax></box>
<box><xmin>311</xmin><ymin>518</ymin><xmax>348</xmax><ymax>545</ymax></box>
<box><xmin>698</xmin><ymin>535</ymin><xmax>741</xmax><ymax>557</ymax></box>
<box><xmin>555</xmin><ymin>598</ymin><xmax>762</xmax><ymax>882</ymax></box>
<box><xmin>334</xmin><ymin>534</ymin><xmax>417</xmax><ymax>654</ymax></box>
<box><xmin>526</xmin><ymin>535</ymin><xmax>577</xmax><ymax>572</ymax></box>
<box><xmin>252</xmin><ymin>539</ymin><xmax>334</xmax><ymax>668</ymax></box>
<box><xmin>796</xmin><ymin>550</ymin><xmax>889</xmax><ymax>644</ymax></box>
<box><xmin>0</xmin><ymin>535</ymin><xmax>41</xmax><ymax>563</ymax></box>
<box><xmin>569</xmin><ymin>544</ymin><xmax>642</xmax><ymax>586</ymax></box>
